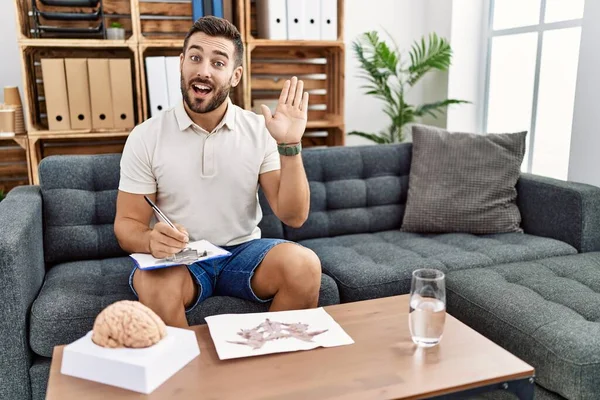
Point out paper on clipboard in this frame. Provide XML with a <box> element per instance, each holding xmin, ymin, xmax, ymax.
<box><xmin>130</xmin><ymin>240</ymin><xmax>231</xmax><ymax>270</ymax></box>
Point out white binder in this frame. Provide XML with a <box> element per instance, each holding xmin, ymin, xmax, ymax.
<box><xmin>320</xmin><ymin>0</ymin><xmax>337</xmax><ymax>40</ymax></box>
<box><xmin>256</xmin><ymin>0</ymin><xmax>288</xmax><ymax>40</ymax></box>
<box><xmin>286</xmin><ymin>0</ymin><xmax>306</xmax><ymax>40</ymax></box>
<box><xmin>165</xmin><ymin>56</ymin><xmax>181</xmax><ymax>107</ymax></box>
<box><xmin>145</xmin><ymin>56</ymin><xmax>169</xmax><ymax>117</ymax></box>
<box><xmin>304</xmin><ymin>0</ymin><xmax>321</xmax><ymax>40</ymax></box>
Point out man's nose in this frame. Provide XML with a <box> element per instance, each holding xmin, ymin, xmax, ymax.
<box><xmin>196</xmin><ymin>61</ymin><xmax>211</xmax><ymax>78</ymax></box>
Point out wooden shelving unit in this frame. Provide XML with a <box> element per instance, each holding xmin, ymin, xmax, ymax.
<box><xmin>12</xmin><ymin>0</ymin><xmax>346</xmax><ymax>186</ymax></box>
<box><xmin>0</xmin><ymin>133</ymin><xmax>31</xmax><ymax>193</ymax></box>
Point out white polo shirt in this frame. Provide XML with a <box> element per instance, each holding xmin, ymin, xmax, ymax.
<box><xmin>119</xmin><ymin>98</ymin><xmax>280</xmax><ymax>246</ymax></box>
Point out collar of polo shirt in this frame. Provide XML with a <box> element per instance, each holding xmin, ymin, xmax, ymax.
<box><xmin>174</xmin><ymin>97</ymin><xmax>236</xmax><ymax>134</ymax></box>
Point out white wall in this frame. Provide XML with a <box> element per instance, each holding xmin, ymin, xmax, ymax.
<box><xmin>568</xmin><ymin>0</ymin><xmax>600</xmax><ymax>187</ymax></box>
<box><xmin>419</xmin><ymin>0</ymin><xmax>453</xmax><ymax>129</ymax></box>
<box><xmin>0</xmin><ymin>0</ymin><xmax>23</xmax><ymax>104</ymax></box>
<box><xmin>446</xmin><ymin>0</ymin><xmax>488</xmax><ymax>133</ymax></box>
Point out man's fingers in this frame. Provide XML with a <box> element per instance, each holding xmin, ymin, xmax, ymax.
<box><xmin>279</xmin><ymin>79</ymin><xmax>290</xmax><ymax>104</ymax></box>
<box><xmin>286</xmin><ymin>76</ymin><xmax>298</xmax><ymax>105</ymax></box>
<box><xmin>293</xmin><ymin>79</ymin><xmax>304</xmax><ymax>107</ymax></box>
<box><xmin>261</xmin><ymin>104</ymin><xmax>273</xmax><ymax>122</ymax></box>
<box><xmin>157</xmin><ymin>234</ymin><xmax>187</xmax><ymax>249</ymax></box>
<box><xmin>301</xmin><ymin>91</ymin><xmax>309</xmax><ymax>113</ymax></box>
<box><xmin>174</xmin><ymin>223</ymin><xmax>189</xmax><ymax>239</ymax></box>
<box><xmin>153</xmin><ymin>245</ymin><xmax>183</xmax><ymax>259</ymax></box>
<box><xmin>155</xmin><ymin>222</ymin><xmax>188</xmax><ymax>243</ymax></box>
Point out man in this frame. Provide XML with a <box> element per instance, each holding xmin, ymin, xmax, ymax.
<box><xmin>114</xmin><ymin>16</ymin><xmax>321</xmax><ymax>328</ymax></box>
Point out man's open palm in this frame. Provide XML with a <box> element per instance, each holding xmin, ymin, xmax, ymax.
<box><xmin>261</xmin><ymin>76</ymin><xmax>309</xmax><ymax>144</ymax></box>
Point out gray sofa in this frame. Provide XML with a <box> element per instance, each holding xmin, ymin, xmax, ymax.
<box><xmin>1</xmin><ymin>143</ymin><xmax>600</xmax><ymax>400</ymax></box>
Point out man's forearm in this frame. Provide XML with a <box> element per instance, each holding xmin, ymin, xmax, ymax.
<box><xmin>114</xmin><ymin>218</ymin><xmax>152</xmax><ymax>254</ymax></box>
<box><xmin>277</xmin><ymin>155</ymin><xmax>310</xmax><ymax>227</ymax></box>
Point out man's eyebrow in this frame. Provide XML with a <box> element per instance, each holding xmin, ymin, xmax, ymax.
<box><xmin>213</xmin><ymin>50</ymin><xmax>230</xmax><ymax>60</ymax></box>
<box><xmin>188</xmin><ymin>45</ymin><xmax>229</xmax><ymax>60</ymax></box>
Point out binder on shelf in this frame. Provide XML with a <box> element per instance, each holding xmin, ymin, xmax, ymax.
<box><xmin>211</xmin><ymin>0</ymin><xmax>223</xmax><ymax>18</ymax></box>
<box><xmin>304</xmin><ymin>0</ymin><xmax>321</xmax><ymax>40</ymax></box>
<box><xmin>145</xmin><ymin>56</ymin><xmax>169</xmax><ymax>117</ymax></box>
<box><xmin>65</xmin><ymin>58</ymin><xmax>92</xmax><ymax>130</ymax></box>
<box><xmin>320</xmin><ymin>0</ymin><xmax>337</xmax><ymax>40</ymax></box>
<box><xmin>223</xmin><ymin>0</ymin><xmax>233</xmax><ymax>22</ymax></box>
<box><xmin>109</xmin><ymin>59</ymin><xmax>135</xmax><ymax>129</ymax></box>
<box><xmin>256</xmin><ymin>0</ymin><xmax>288</xmax><ymax>40</ymax></box>
<box><xmin>165</xmin><ymin>56</ymin><xmax>181</xmax><ymax>108</ymax></box>
<box><xmin>192</xmin><ymin>0</ymin><xmax>204</xmax><ymax>22</ymax></box>
<box><xmin>40</xmin><ymin>58</ymin><xmax>71</xmax><ymax>131</ymax></box>
<box><xmin>203</xmin><ymin>0</ymin><xmax>213</xmax><ymax>16</ymax></box>
<box><xmin>286</xmin><ymin>0</ymin><xmax>306</xmax><ymax>40</ymax></box>
<box><xmin>87</xmin><ymin>58</ymin><xmax>115</xmax><ymax>129</ymax></box>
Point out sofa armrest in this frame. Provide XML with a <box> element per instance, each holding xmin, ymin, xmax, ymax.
<box><xmin>0</xmin><ymin>186</ymin><xmax>45</xmax><ymax>400</ymax></box>
<box><xmin>516</xmin><ymin>173</ymin><xmax>600</xmax><ymax>252</ymax></box>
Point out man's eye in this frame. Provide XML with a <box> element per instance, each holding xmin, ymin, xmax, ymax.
<box><xmin>215</xmin><ymin>61</ymin><xmax>225</xmax><ymax>67</ymax></box>
<box><xmin>190</xmin><ymin>55</ymin><xmax>200</xmax><ymax>62</ymax></box>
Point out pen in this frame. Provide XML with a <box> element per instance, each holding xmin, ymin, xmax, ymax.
<box><xmin>144</xmin><ymin>195</ymin><xmax>177</xmax><ymax>230</ymax></box>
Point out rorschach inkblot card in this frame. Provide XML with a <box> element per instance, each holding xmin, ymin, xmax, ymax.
<box><xmin>205</xmin><ymin>307</ymin><xmax>354</xmax><ymax>360</ymax></box>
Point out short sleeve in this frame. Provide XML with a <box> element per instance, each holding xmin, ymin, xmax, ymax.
<box><xmin>260</xmin><ymin>129</ymin><xmax>281</xmax><ymax>174</ymax></box>
<box><xmin>118</xmin><ymin>127</ymin><xmax>157</xmax><ymax>194</ymax></box>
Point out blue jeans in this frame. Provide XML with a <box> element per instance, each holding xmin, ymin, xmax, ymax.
<box><xmin>129</xmin><ymin>238</ymin><xmax>289</xmax><ymax>312</ymax></box>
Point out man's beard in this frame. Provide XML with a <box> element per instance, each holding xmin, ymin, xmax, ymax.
<box><xmin>181</xmin><ymin>74</ymin><xmax>231</xmax><ymax>114</ymax></box>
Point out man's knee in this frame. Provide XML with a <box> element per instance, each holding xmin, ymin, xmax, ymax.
<box><xmin>280</xmin><ymin>247</ymin><xmax>322</xmax><ymax>292</ymax></box>
<box><xmin>133</xmin><ymin>265</ymin><xmax>190</xmax><ymax>302</ymax></box>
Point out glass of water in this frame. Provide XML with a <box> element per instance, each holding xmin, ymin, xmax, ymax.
<box><xmin>409</xmin><ymin>269</ymin><xmax>446</xmax><ymax>347</ymax></box>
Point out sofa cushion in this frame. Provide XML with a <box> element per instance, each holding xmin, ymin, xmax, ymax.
<box><xmin>402</xmin><ymin>125</ymin><xmax>526</xmax><ymax>234</ymax></box>
<box><xmin>29</xmin><ymin>257</ymin><xmax>340</xmax><ymax>358</ymax></box>
<box><xmin>280</xmin><ymin>144</ymin><xmax>412</xmax><ymax>242</ymax></box>
<box><xmin>300</xmin><ymin>230</ymin><xmax>576</xmax><ymax>302</ymax></box>
<box><xmin>39</xmin><ymin>154</ymin><xmax>126</xmax><ymax>264</ymax></box>
<box><xmin>446</xmin><ymin>253</ymin><xmax>600</xmax><ymax>400</ymax></box>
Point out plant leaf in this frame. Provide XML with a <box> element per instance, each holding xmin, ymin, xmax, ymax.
<box><xmin>347</xmin><ymin>131</ymin><xmax>392</xmax><ymax>144</ymax></box>
<box><xmin>408</xmin><ymin>33</ymin><xmax>452</xmax><ymax>86</ymax></box>
<box><xmin>414</xmin><ymin>99</ymin><xmax>471</xmax><ymax>117</ymax></box>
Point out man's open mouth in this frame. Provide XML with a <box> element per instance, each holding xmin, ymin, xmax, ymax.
<box><xmin>192</xmin><ymin>83</ymin><xmax>213</xmax><ymax>95</ymax></box>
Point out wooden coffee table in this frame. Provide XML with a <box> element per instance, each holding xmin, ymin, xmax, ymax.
<box><xmin>46</xmin><ymin>295</ymin><xmax>535</xmax><ymax>399</ymax></box>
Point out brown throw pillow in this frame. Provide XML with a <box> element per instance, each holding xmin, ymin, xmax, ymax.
<box><xmin>401</xmin><ymin>125</ymin><xmax>527</xmax><ymax>234</ymax></box>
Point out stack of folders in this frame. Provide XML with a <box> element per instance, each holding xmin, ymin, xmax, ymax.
<box><xmin>256</xmin><ymin>0</ymin><xmax>338</xmax><ymax>40</ymax></box>
<box><xmin>192</xmin><ymin>0</ymin><xmax>234</xmax><ymax>22</ymax></box>
<box><xmin>41</xmin><ymin>58</ymin><xmax>135</xmax><ymax>131</ymax></box>
<box><xmin>145</xmin><ymin>57</ymin><xmax>181</xmax><ymax>117</ymax></box>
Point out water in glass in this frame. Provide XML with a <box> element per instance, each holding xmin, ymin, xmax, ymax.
<box><xmin>409</xmin><ymin>269</ymin><xmax>446</xmax><ymax>347</ymax></box>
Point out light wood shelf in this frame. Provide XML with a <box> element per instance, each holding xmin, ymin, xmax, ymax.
<box><xmin>0</xmin><ymin>133</ymin><xmax>32</xmax><ymax>190</ymax></box>
<box><xmin>12</xmin><ymin>0</ymin><xmax>346</xmax><ymax>187</ymax></box>
<box><xmin>18</xmin><ymin>38</ymin><xmax>136</xmax><ymax>48</ymax></box>
<box><xmin>27</xmin><ymin>130</ymin><xmax>131</xmax><ymax>139</ymax></box>
<box><xmin>138</xmin><ymin>39</ymin><xmax>184</xmax><ymax>49</ymax></box>
<box><xmin>247</xmin><ymin>39</ymin><xmax>344</xmax><ymax>49</ymax></box>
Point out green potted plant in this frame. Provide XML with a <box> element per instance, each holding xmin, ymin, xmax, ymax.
<box><xmin>0</xmin><ymin>189</ymin><xmax>5</xmax><ymax>202</ymax></box>
<box><xmin>107</xmin><ymin>21</ymin><xmax>126</xmax><ymax>40</ymax></box>
<box><xmin>349</xmin><ymin>31</ymin><xmax>469</xmax><ymax>143</ymax></box>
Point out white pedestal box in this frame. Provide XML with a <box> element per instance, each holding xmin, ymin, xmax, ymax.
<box><xmin>60</xmin><ymin>326</ymin><xmax>200</xmax><ymax>394</ymax></box>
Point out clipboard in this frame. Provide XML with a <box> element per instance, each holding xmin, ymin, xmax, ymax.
<box><xmin>130</xmin><ymin>240</ymin><xmax>231</xmax><ymax>270</ymax></box>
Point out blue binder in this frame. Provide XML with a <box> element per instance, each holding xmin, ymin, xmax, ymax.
<box><xmin>192</xmin><ymin>0</ymin><xmax>204</xmax><ymax>22</ymax></box>
<box><xmin>212</xmin><ymin>0</ymin><xmax>223</xmax><ymax>18</ymax></box>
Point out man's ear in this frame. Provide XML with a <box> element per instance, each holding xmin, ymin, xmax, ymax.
<box><xmin>231</xmin><ymin>65</ymin><xmax>243</xmax><ymax>88</ymax></box>
<box><xmin>179</xmin><ymin>52</ymin><xmax>184</xmax><ymax>68</ymax></box>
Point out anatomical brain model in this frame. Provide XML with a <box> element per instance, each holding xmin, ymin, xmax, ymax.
<box><xmin>92</xmin><ymin>300</ymin><xmax>167</xmax><ymax>348</ymax></box>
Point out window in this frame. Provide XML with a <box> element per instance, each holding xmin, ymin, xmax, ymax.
<box><xmin>483</xmin><ymin>0</ymin><xmax>584</xmax><ymax>180</ymax></box>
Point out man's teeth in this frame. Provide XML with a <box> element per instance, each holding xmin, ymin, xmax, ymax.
<box><xmin>194</xmin><ymin>84</ymin><xmax>211</xmax><ymax>90</ymax></box>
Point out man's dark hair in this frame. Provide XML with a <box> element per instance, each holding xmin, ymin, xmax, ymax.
<box><xmin>183</xmin><ymin>16</ymin><xmax>244</xmax><ymax>68</ymax></box>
